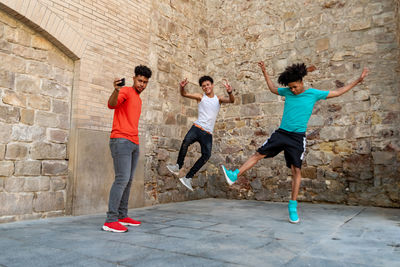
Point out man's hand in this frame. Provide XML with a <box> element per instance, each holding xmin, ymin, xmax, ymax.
<box><xmin>180</xmin><ymin>78</ymin><xmax>189</xmax><ymax>89</ymax></box>
<box><xmin>222</xmin><ymin>79</ymin><xmax>233</xmax><ymax>94</ymax></box>
<box><xmin>113</xmin><ymin>78</ymin><xmax>123</xmax><ymax>92</ymax></box>
<box><xmin>258</xmin><ymin>61</ymin><xmax>266</xmax><ymax>73</ymax></box>
<box><xmin>359</xmin><ymin>68</ymin><xmax>369</xmax><ymax>82</ymax></box>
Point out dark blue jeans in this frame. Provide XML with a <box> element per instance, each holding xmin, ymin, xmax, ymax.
<box><xmin>177</xmin><ymin>125</ymin><xmax>212</xmax><ymax>178</ymax></box>
<box><xmin>106</xmin><ymin>138</ymin><xmax>139</xmax><ymax>223</ymax></box>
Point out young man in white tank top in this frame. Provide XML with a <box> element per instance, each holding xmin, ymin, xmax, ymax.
<box><xmin>167</xmin><ymin>76</ymin><xmax>235</xmax><ymax>191</ymax></box>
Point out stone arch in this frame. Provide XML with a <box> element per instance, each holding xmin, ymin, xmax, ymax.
<box><xmin>0</xmin><ymin>0</ymin><xmax>86</xmax><ymax>60</ymax></box>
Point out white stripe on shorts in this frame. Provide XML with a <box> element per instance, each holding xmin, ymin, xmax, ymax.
<box><xmin>300</xmin><ymin>136</ymin><xmax>306</xmax><ymax>160</ymax></box>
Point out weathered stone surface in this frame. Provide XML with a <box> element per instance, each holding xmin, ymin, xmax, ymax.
<box><xmin>41</xmin><ymin>79</ymin><xmax>69</xmax><ymax>99</ymax></box>
<box><xmin>30</xmin><ymin>142</ymin><xmax>66</xmax><ymax>160</ymax></box>
<box><xmin>42</xmin><ymin>160</ymin><xmax>68</xmax><ymax>175</ymax></box>
<box><xmin>27</xmin><ymin>95</ymin><xmax>50</xmax><ymax>110</ymax></box>
<box><xmin>5</xmin><ymin>143</ymin><xmax>28</xmax><ymax>159</ymax></box>
<box><xmin>0</xmin><ymin>161</ymin><xmax>14</xmax><ymax>176</ymax></box>
<box><xmin>0</xmin><ymin>70</ymin><xmax>14</xmax><ymax>89</ymax></box>
<box><xmin>15</xmin><ymin>74</ymin><xmax>40</xmax><ymax>94</ymax></box>
<box><xmin>0</xmin><ymin>144</ymin><xmax>5</xmax><ymax>160</ymax></box>
<box><xmin>11</xmin><ymin>125</ymin><xmax>45</xmax><ymax>142</ymax></box>
<box><xmin>4</xmin><ymin>177</ymin><xmax>24</xmax><ymax>192</ymax></box>
<box><xmin>33</xmin><ymin>191</ymin><xmax>64</xmax><ymax>212</ymax></box>
<box><xmin>35</xmin><ymin>111</ymin><xmax>59</xmax><ymax>128</ymax></box>
<box><xmin>50</xmin><ymin>176</ymin><xmax>67</xmax><ymax>191</ymax></box>
<box><xmin>0</xmin><ymin>192</ymin><xmax>33</xmax><ymax>216</ymax></box>
<box><xmin>2</xmin><ymin>90</ymin><xmax>26</xmax><ymax>107</ymax></box>
<box><xmin>24</xmin><ymin>177</ymin><xmax>50</xmax><ymax>192</ymax></box>
<box><xmin>14</xmin><ymin>160</ymin><xmax>41</xmax><ymax>176</ymax></box>
<box><xmin>20</xmin><ymin>109</ymin><xmax>34</xmax><ymax>125</ymax></box>
<box><xmin>372</xmin><ymin>151</ymin><xmax>396</xmax><ymax>165</ymax></box>
<box><xmin>0</xmin><ymin>105</ymin><xmax>19</xmax><ymax>123</ymax></box>
<box><xmin>47</xmin><ymin>129</ymin><xmax>68</xmax><ymax>143</ymax></box>
<box><xmin>52</xmin><ymin>100</ymin><xmax>69</xmax><ymax>114</ymax></box>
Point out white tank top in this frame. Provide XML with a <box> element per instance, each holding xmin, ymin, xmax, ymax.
<box><xmin>194</xmin><ymin>94</ymin><xmax>220</xmax><ymax>134</ymax></box>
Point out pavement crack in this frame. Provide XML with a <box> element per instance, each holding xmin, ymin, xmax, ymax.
<box><xmin>341</xmin><ymin>207</ymin><xmax>366</xmax><ymax>226</ymax></box>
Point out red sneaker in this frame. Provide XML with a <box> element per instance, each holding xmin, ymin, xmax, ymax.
<box><xmin>118</xmin><ymin>217</ymin><xmax>141</xmax><ymax>226</ymax></box>
<box><xmin>102</xmin><ymin>221</ymin><xmax>128</xmax><ymax>233</ymax></box>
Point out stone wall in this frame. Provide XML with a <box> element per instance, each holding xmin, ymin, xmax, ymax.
<box><xmin>0</xmin><ymin>9</ymin><xmax>73</xmax><ymax>222</ymax></box>
<box><xmin>143</xmin><ymin>0</ymin><xmax>210</xmax><ymax>205</ymax></box>
<box><xmin>203</xmin><ymin>0</ymin><xmax>400</xmax><ymax>207</ymax></box>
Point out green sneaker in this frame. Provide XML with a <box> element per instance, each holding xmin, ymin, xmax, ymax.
<box><xmin>221</xmin><ymin>165</ymin><xmax>239</xmax><ymax>185</ymax></box>
<box><xmin>288</xmin><ymin>200</ymin><xmax>300</xmax><ymax>224</ymax></box>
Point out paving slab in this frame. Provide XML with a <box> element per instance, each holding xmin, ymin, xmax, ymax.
<box><xmin>0</xmin><ymin>198</ymin><xmax>399</xmax><ymax>267</ymax></box>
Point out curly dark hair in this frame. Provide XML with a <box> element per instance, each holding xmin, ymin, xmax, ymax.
<box><xmin>278</xmin><ymin>63</ymin><xmax>308</xmax><ymax>86</ymax></box>
<box><xmin>135</xmin><ymin>65</ymin><xmax>152</xmax><ymax>79</ymax></box>
<box><xmin>199</xmin><ymin>75</ymin><xmax>213</xmax><ymax>86</ymax></box>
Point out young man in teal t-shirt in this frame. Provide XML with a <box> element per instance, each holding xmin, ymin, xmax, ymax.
<box><xmin>222</xmin><ymin>62</ymin><xmax>369</xmax><ymax>223</ymax></box>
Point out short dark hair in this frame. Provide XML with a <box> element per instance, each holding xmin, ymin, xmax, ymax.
<box><xmin>199</xmin><ymin>75</ymin><xmax>213</xmax><ymax>86</ymax></box>
<box><xmin>278</xmin><ymin>63</ymin><xmax>308</xmax><ymax>86</ymax></box>
<box><xmin>135</xmin><ymin>65</ymin><xmax>152</xmax><ymax>79</ymax></box>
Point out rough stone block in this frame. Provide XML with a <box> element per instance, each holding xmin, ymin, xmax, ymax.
<box><xmin>0</xmin><ymin>105</ymin><xmax>19</xmax><ymax>123</ymax></box>
<box><xmin>5</xmin><ymin>143</ymin><xmax>28</xmax><ymax>159</ymax></box>
<box><xmin>0</xmin><ymin>161</ymin><xmax>14</xmax><ymax>176</ymax></box>
<box><xmin>305</xmin><ymin>150</ymin><xmax>325</xmax><ymax>166</ymax></box>
<box><xmin>41</xmin><ymin>79</ymin><xmax>69</xmax><ymax>99</ymax></box>
<box><xmin>349</xmin><ymin>20</ymin><xmax>371</xmax><ymax>31</ymax></box>
<box><xmin>4</xmin><ymin>177</ymin><xmax>24</xmax><ymax>192</ymax></box>
<box><xmin>372</xmin><ymin>151</ymin><xmax>396</xmax><ymax>165</ymax></box>
<box><xmin>50</xmin><ymin>176</ymin><xmax>67</xmax><ymax>191</ymax></box>
<box><xmin>33</xmin><ymin>191</ymin><xmax>64</xmax><ymax>212</ymax></box>
<box><xmin>27</xmin><ymin>95</ymin><xmax>51</xmax><ymax>110</ymax></box>
<box><xmin>0</xmin><ymin>192</ymin><xmax>33</xmax><ymax>216</ymax></box>
<box><xmin>24</xmin><ymin>177</ymin><xmax>50</xmax><ymax>192</ymax></box>
<box><xmin>30</xmin><ymin>142</ymin><xmax>66</xmax><ymax>159</ymax></box>
<box><xmin>11</xmin><ymin>124</ymin><xmax>45</xmax><ymax>142</ymax></box>
<box><xmin>52</xmin><ymin>99</ymin><xmax>69</xmax><ymax>114</ymax></box>
<box><xmin>316</xmin><ymin>38</ymin><xmax>329</xmax><ymax>52</ymax></box>
<box><xmin>2</xmin><ymin>90</ymin><xmax>26</xmax><ymax>107</ymax></box>
<box><xmin>0</xmin><ymin>144</ymin><xmax>5</xmax><ymax>160</ymax></box>
<box><xmin>14</xmin><ymin>160</ymin><xmax>41</xmax><ymax>176</ymax></box>
<box><xmin>42</xmin><ymin>160</ymin><xmax>68</xmax><ymax>175</ymax></box>
<box><xmin>15</xmin><ymin>74</ymin><xmax>40</xmax><ymax>94</ymax></box>
<box><xmin>20</xmin><ymin>109</ymin><xmax>35</xmax><ymax>125</ymax></box>
<box><xmin>47</xmin><ymin>129</ymin><xmax>68</xmax><ymax>143</ymax></box>
<box><xmin>35</xmin><ymin>111</ymin><xmax>59</xmax><ymax>128</ymax></box>
<box><xmin>0</xmin><ymin>69</ymin><xmax>14</xmax><ymax>89</ymax></box>
<box><xmin>242</xmin><ymin>93</ymin><xmax>256</xmax><ymax>104</ymax></box>
<box><xmin>26</xmin><ymin>61</ymin><xmax>50</xmax><ymax>77</ymax></box>
<box><xmin>0</xmin><ymin>122</ymin><xmax>12</xmax><ymax>143</ymax></box>
<box><xmin>320</xmin><ymin>126</ymin><xmax>347</xmax><ymax>141</ymax></box>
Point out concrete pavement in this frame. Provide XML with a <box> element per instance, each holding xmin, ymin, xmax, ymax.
<box><xmin>0</xmin><ymin>199</ymin><xmax>399</xmax><ymax>267</ymax></box>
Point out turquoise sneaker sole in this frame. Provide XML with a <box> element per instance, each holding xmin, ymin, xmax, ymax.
<box><xmin>221</xmin><ymin>165</ymin><xmax>235</xmax><ymax>185</ymax></box>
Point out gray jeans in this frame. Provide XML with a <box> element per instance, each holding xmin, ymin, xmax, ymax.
<box><xmin>106</xmin><ymin>138</ymin><xmax>139</xmax><ymax>223</ymax></box>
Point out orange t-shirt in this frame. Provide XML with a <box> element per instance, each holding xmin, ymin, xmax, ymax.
<box><xmin>108</xmin><ymin>86</ymin><xmax>142</xmax><ymax>144</ymax></box>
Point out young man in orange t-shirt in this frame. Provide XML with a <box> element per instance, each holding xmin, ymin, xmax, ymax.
<box><xmin>102</xmin><ymin>65</ymin><xmax>152</xmax><ymax>233</ymax></box>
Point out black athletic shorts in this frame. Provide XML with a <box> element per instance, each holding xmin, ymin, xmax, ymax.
<box><xmin>256</xmin><ymin>128</ymin><xmax>306</xmax><ymax>169</ymax></box>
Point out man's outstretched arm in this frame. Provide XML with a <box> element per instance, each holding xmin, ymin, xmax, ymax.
<box><xmin>108</xmin><ymin>78</ymin><xmax>123</xmax><ymax>107</ymax></box>
<box><xmin>258</xmin><ymin>61</ymin><xmax>279</xmax><ymax>95</ymax></box>
<box><xmin>179</xmin><ymin>78</ymin><xmax>202</xmax><ymax>101</ymax></box>
<box><xmin>327</xmin><ymin>68</ymin><xmax>369</xmax><ymax>98</ymax></box>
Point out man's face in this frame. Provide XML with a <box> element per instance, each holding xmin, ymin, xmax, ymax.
<box><xmin>133</xmin><ymin>75</ymin><xmax>149</xmax><ymax>94</ymax></box>
<box><xmin>201</xmin><ymin>80</ymin><xmax>213</xmax><ymax>95</ymax></box>
<box><xmin>287</xmin><ymin>81</ymin><xmax>305</xmax><ymax>95</ymax></box>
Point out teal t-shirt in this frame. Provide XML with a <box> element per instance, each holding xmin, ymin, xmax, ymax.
<box><xmin>277</xmin><ymin>88</ymin><xmax>329</xmax><ymax>133</ymax></box>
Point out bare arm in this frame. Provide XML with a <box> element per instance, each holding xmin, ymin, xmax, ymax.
<box><xmin>108</xmin><ymin>78</ymin><xmax>123</xmax><ymax>107</ymax></box>
<box><xmin>179</xmin><ymin>78</ymin><xmax>202</xmax><ymax>101</ymax></box>
<box><xmin>258</xmin><ymin>61</ymin><xmax>279</xmax><ymax>95</ymax></box>
<box><xmin>327</xmin><ymin>68</ymin><xmax>369</xmax><ymax>98</ymax></box>
<box><xmin>219</xmin><ymin>79</ymin><xmax>235</xmax><ymax>104</ymax></box>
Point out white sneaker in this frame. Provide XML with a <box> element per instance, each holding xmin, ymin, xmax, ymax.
<box><xmin>167</xmin><ymin>163</ymin><xmax>180</xmax><ymax>176</ymax></box>
<box><xmin>179</xmin><ymin>177</ymin><xmax>193</xmax><ymax>191</ymax></box>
